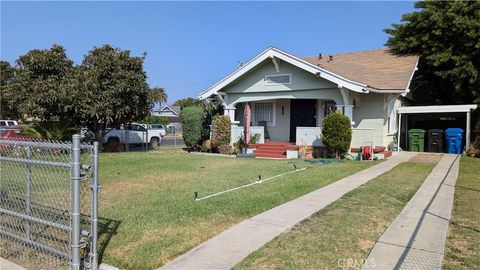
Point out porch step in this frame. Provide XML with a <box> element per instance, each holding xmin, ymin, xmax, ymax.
<box><xmin>252</xmin><ymin>141</ymin><xmax>297</xmax><ymax>159</ymax></box>
<box><xmin>254</xmin><ymin>152</ymin><xmax>287</xmax><ymax>159</ymax></box>
<box><xmin>252</xmin><ymin>145</ymin><xmax>298</xmax><ymax>151</ymax></box>
<box><xmin>379</xmin><ymin>151</ymin><xmax>392</xmax><ymax>159</ymax></box>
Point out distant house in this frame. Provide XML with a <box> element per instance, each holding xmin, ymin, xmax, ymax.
<box><xmin>152</xmin><ymin>105</ymin><xmax>181</xmax><ymax>123</ymax></box>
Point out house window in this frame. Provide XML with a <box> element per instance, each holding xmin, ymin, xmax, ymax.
<box><xmin>387</xmin><ymin>100</ymin><xmax>398</xmax><ymax>134</ymax></box>
<box><xmin>265</xmin><ymin>74</ymin><xmax>291</xmax><ymax>85</ymax></box>
<box><xmin>324</xmin><ymin>100</ymin><xmax>336</xmax><ymax>116</ymax></box>
<box><xmin>254</xmin><ymin>102</ymin><xmax>275</xmax><ymax>126</ymax></box>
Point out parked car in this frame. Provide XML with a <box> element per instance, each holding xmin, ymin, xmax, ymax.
<box><xmin>103</xmin><ymin>123</ymin><xmax>162</xmax><ymax>148</ymax></box>
<box><xmin>0</xmin><ymin>120</ymin><xmax>18</xmax><ymax>127</ymax></box>
<box><xmin>138</xmin><ymin>123</ymin><xmax>166</xmax><ymax>137</ymax></box>
<box><xmin>166</xmin><ymin>123</ymin><xmax>181</xmax><ymax>132</ymax></box>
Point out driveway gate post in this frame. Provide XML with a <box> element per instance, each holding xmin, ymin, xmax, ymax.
<box><xmin>71</xmin><ymin>135</ymin><xmax>81</xmax><ymax>270</ymax></box>
<box><xmin>91</xmin><ymin>141</ymin><xmax>99</xmax><ymax>270</ymax></box>
<box><xmin>25</xmin><ymin>145</ymin><xmax>32</xmax><ymax>240</ymax></box>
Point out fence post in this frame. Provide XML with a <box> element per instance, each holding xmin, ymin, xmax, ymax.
<box><xmin>71</xmin><ymin>135</ymin><xmax>81</xmax><ymax>270</ymax></box>
<box><xmin>174</xmin><ymin>126</ymin><xmax>176</xmax><ymax>148</ymax></box>
<box><xmin>90</xmin><ymin>141</ymin><xmax>99</xmax><ymax>270</ymax></box>
<box><xmin>145</xmin><ymin>130</ymin><xmax>148</xmax><ymax>152</ymax></box>
<box><xmin>125</xmin><ymin>129</ymin><xmax>129</xmax><ymax>152</ymax></box>
<box><xmin>25</xmin><ymin>145</ymin><xmax>32</xmax><ymax>240</ymax></box>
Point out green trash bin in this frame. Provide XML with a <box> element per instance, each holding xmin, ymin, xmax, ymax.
<box><xmin>408</xmin><ymin>129</ymin><xmax>426</xmax><ymax>152</ymax></box>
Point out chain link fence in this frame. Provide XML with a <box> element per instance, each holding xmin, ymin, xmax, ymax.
<box><xmin>0</xmin><ymin>134</ymin><xmax>99</xmax><ymax>270</ymax></box>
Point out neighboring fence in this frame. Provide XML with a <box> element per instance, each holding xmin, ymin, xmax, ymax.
<box><xmin>0</xmin><ymin>135</ymin><xmax>99</xmax><ymax>270</ymax></box>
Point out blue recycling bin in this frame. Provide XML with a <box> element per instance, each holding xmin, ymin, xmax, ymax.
<box><xmin>445</xmin><ymin>128</ymin><xmax>464</xmax><ymax>154</ymax></box>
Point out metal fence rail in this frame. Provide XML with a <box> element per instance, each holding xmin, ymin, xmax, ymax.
<box><xmin>0</xmin><ymin>135</ymin><xmax>99</xmax><ymax>270</ymax></box>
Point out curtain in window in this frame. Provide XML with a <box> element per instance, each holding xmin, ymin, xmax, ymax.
<box><xmin>254</xmin><ymin>103</ymin><xmax>273</xmax><ymax>124</ymax></box>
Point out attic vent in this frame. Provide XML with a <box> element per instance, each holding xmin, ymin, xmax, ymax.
<box><xmin>265</xmin><ymin>74</ymin><xmax>291</xmax><ymax>85</ymax></box>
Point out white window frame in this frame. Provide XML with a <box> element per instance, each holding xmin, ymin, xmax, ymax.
<box><xmin>387</xmin><ymin>99</ymin><xmax>399</xmax><ymax>135</ymax></box>
<box><xmin>264</xmin><ymin>74</ymin><xmax>292</xmax><ymax>85</ymax></box>
<box><xmin>252</xmin><ymin>101</ymin><xmax>276</xmax><ymax>127</ymax></box>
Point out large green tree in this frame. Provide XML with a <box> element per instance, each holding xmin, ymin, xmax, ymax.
<box><xmin>385</xmin><ymin>1</ymin><xmax>480</xmax><ymax>105</ymax></box>
<box><xmin>0</xmin><ymin>61</ymin><xmax>19</xmax><ymax>119</ymax></box>
<box><xmin>72</xmin><ymin>45</ymin><xmax>166</xmax><ymax>143</ymax></box>
<box><xmin>173</xmin><ymin>97</ymin><xmax>203</xmax><ymax>109</ymax></box>
<box><xmin>5</xmin><ymin>45</ymin><xmax>75</xmax><ymax>120</ymax></box>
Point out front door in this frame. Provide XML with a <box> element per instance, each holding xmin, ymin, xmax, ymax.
<box><xmin>290</xmin><ymin>99</ymin><xmax>317</xmax><ymax>142</ymax></box>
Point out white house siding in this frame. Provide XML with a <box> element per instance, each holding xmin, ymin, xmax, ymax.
<box><xmin>352</xmin><ymin>93</ymin><xmax>386</xmax><ymax>147</ymax></box>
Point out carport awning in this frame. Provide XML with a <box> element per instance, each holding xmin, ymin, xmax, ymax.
<box><xmin>397</xmin><ymin>104</ymin><xmax>477</xmax><ymax>114</ymax></box>
<box><xmin>396</xmin><ymin>104</ymin><xmax>478</xmax><ymax>152</ymax></box>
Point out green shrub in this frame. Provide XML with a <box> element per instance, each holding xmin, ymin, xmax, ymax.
<box><xmin>211</xmin><ymin>115</ymin><xmax>231</xmax><ymax>154</ymax></box>
<box><xmin>139</xmin><ymin>115</ymin><xmax>169</xmax><ymax>125</ymax></box>
<box><xmin>180</xmin><ymin>106</ymin><xmax>204</xmax><ymax>150</ymax></box>
<box><xmin>321</xmin><ymin>111</ymin><xmax>352</xmax><ymax>159</ymax></box>
<box><xmin>201</xmin><ymin>102</ymin><xmax>223</xmax><ymax>142</ymax></box>
<box><xmin>251</xmin><ymin>133</ymin><xmax>261</xmax><ymax>144</ymax></box>
<box><xmin>22</xmin><ymin>119</ymin><xmax>78</xmax><ymax>141</ymax></box>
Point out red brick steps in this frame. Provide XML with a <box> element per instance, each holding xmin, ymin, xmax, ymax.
<box><xmin>251</xmin><ymin>141</ymin><xmax>299</xmax><ymax>159</ymax></box>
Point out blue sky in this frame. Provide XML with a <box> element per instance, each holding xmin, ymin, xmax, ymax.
<box><xmin>1</xmin><ymin>1</ymin><xmax>415</xmax><ymax>103</ymax></box>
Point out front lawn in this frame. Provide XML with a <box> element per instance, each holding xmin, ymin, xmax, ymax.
<box><xmin>98</xmin><ymin>149</ymin><xmax>378</xmax><ymax>269</ymax></box>
<box><xmin>235</xmin><ymin>161</ymin><xmax>435</xmax><ymax>269</ymax></box>
<box><xmin>444</xmin><ymin>156</ymin><xmax>480</xmax><ymax>269</ymax></box>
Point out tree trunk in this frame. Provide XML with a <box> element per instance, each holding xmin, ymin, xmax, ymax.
<box><xmin>92</xmin><ymin>123</ymin><xmax>104</xmax><ymax>151</ymax></box>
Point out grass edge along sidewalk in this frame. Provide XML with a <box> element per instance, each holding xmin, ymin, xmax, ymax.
<box><xmin>235</xmin><ymin>161</ymin><xmax>436</xmax><ymax>270</ymax></box>
<box><xmin>443</xmin><ymin>156</ymin><xmax>480</xmax><ymax>269</ymax></box>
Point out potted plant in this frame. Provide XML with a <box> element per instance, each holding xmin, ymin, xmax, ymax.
<box><xmin>301</xmin><ymin>144</ymin><xmax>313</xmax><ymax>159</ymax></box>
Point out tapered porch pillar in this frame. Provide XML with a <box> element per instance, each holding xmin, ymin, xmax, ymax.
<box><xmin>224</xmin><ymin>106</ymin><xmax>237</xmax><ymax>124</ymax></box>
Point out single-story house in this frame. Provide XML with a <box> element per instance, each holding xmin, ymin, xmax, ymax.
<box><xmin>152</xmin><ymin>105</ymin><xmax>181</xmax><ymax>123</ymax></box>
<box><xmin>199</xmin><ymin>47</ymin><xmax>420</xmax><ymax>157</ymax></box>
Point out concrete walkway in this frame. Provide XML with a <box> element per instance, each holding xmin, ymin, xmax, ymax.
<box><xmin>363</xmin><ymin>154</ymin><xmax>460</xmax><ymax>270</ymax></box>
<box><xmin>0</xmin><ymin>257</ymin><xmax>26</xmax><ymax>270</ymax></box>
<box><xmin>161</xmin><ymin>152</ymin><xmax>416</xmax><ymax>270</ymax></box>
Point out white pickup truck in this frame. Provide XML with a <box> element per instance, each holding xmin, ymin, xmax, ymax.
<box><xmin>103</xmin><ymin>123</ymin><xmax>162</xmax><ymax>148</ymax></box>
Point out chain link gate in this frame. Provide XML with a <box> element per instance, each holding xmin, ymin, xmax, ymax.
<box><xmin>0</xmin><ymin>135</ymin><xmax>99</xmax><ymax>270</ymax></box>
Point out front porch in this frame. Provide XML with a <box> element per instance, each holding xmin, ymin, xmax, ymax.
<box><xmin>229</xmin><ymin>98</ymin><xmax>353</xmax><ymax>147</ymax></box>
<box><xmin>228</xmin><ymin>98</ymin><xmax>391</xmax><ymax>159</ymax></box>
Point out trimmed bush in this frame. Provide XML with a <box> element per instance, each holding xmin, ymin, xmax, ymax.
<box><xmin>139</xmin><ymin>115</ymin><xmax>169</xmax><ymax>125</ymax></box>
<box><xmin>322</xmin><ymin>111</ymin><xmax>352</xmax><ymax>158</ymax></box>
<box><xmin>211</xmin><ymin>115</ymin><xmax>231</xmax><ymax>154</ymax></box>
<box><xmin>180</xmin><ymin>106</ymin><xmax>204</xmax><ymax>150</ymax></box>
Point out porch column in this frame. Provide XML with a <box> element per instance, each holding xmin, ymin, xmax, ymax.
<box><xmin>397</xmin><ymin>113</ymin><xmax>402</xmax><ymax>152</ymax></box>
<box><xmin>224</xmin><ymin>106</ymin><xmax>236</xmax><ymax>124</ymax></box>
<box><xmin>466</xmin><ymin>110</ymin><xmax>471</xmax><ymax>152</ymax></box>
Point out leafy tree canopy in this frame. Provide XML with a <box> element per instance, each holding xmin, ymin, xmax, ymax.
<box><xmin>173</xmin><ymin>97</ymin><xmax>203</xmax><ymax>109</ymax></box>
<box><xmin>7</xmin><ymin>45</ymin><xmax>74</xmax><ymax>120</ymax></box>
<box><xmin>72</xmin><ymin>44</ymin><xmax>157</xmax><ymax>142</ymax></box>
<box><xmin>1</xmin><ymin>44</ymin><xmax>167</xmax><ymax>145</ymax></box>
<box><xmin>0</xmin><ymin>60</ymin><xmax>19</xmax><ymax>119</ymax></box>
<box><xmin>385</xmin><ymin>1</ymin><xmax>480</xmax><ymax>104</ymax></box>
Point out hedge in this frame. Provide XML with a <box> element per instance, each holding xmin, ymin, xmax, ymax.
<box><xmin>322</xmin><ymin>111</ymin><xmax>352</xmax><ymax>158</ymax></box>
<box><xmin>180</xmin><ymin>106</ymin><xmax>204</xmax><ymax>149</ymax></box>
<box><xmin>211</xmin><ymin>115</ymin><xmax>231</xmax><ymax>154</ymax></box>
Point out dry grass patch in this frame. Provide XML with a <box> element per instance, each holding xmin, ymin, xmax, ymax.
<box><xmin>409</xmin><ymin>153</ymin><xmax>443</xmax><ymax>164</ymax></box>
